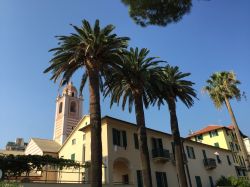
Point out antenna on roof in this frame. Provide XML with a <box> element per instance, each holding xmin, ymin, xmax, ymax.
<box><xmin>188</xmin><ymin>129</ymin><xmax>194</xmax><ymax>135</ymax></box>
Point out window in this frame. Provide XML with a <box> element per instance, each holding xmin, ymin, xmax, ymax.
<box><xmin>227</xmin><ymin>155</ymin><xmax>232</xmax><ymax>165</ymax></box>
<box><xmin>209</xmin><ymin>176</ymin><xmax>214</xmax><ymax>187</ymax></box>
<box><xmin>235</xmin><ymin>144</ymin><xmax>240</xmax><ymax>151</ymax></box>
<box><xmin>70</xmin><ymin>101</ymin><xmax>76</xmax><ymax>112</ymax></box>
<box><xmin>202</xmin><ymin>150</ymin><xmax>207</xmax><ymax>159</ymax></box>
<box><xmin>229</xmin><ymin>142</ymin><xmax>234</xmax><ymax>151</ymax></box>
<box><xmin>232</xmin><ymin>154</ymin><xmax>236</xmax><ymax>163</ymax></box>
<box><xmin>71</xmin><ymin>153</ymin><xmax>75</xmax><ymax>161</ymax></box>
<box><xmin>83</xmin><ymin>134</ymin><xmax>86</xmax><ymax>141</ymax></box>
<box><xmin>134</xmin><ymin>133</ymin><xmax>139</xmax><ymax>149</ymax></box>
<box><xmin>82</xmin><ymin>145</ymin><xmax>85</xmax><ymax>163</ymax></box>
<box><xmin>59</xmin><ymin>102</ymin><xmax>63</xmax><ymax>113</ymax></box>
<box><xmin>72</xmin><ymin>92</ymin><xmax>75</xmax><ymax>97</ymax></box>
<box><xmin>209</xmin><ymin>130</ymin><xmax>218</xmax><ymax>137</ymax></box>
<box><xmin>155</xmin><ymin>172</ymin><xmax>168</xmax><ymax>187</ymax></box>
<box><xmin>152</xmin><ymin>138</ymin><xmax>163</xmax><ymax>150</ymax></box>
<box><xmin>72</xmin><ymin>139</ymin><xmax>76</xmax><ymax>145</ymax></box>
<box><xmin>186</xmin><ymin>146</ymin><xmax>195</xmax><ymax>159</ymax></box>
<box><xmin>122</xmin><ymin>174</ymin><xmax>129</xmax><ymax>184</ymax></box>
<box><xmin>214</xmin><ymin>142</ymin><xmax>220</xmax><ymax>148</ymax></box>
<box><xmin>242</xmin><ymin>156</ymin><xmax>246</xmax><ymax>167</ymax></box>
<box><xmin>137</xmin><ymin>170</ymin><xmax>143</xmax><ymax>187</ymax></box>
<box><xmin>197</xmin><ymin>135</ymin><xmax>203</xmax><ymax>140</ymax></box>
<box><xmin>112</xmin><ymin>128</ymin><xmax>127</xmax><ymax>148</ymax></box>
<box><xmin>195</xmin><ymin>176</ymin><xmax>202</xmax><ymax>187</ymax></box>
<box><xmin>216</xmin><ymin>155</ymin><xmax>221</xmax><ymax>164</ymax></box>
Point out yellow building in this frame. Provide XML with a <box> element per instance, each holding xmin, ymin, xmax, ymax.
<box><xmin>59</xmin><ymin>115</ymin><xmax>238</xmax><ymax>187</ymax></box>
<box><xmin>187</xmin><ymin>125</ymin><xmax>248</xmax><ymax>178</ymax></box>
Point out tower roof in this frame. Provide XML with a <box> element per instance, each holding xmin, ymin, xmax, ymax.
<box><xmin>63</xmin><ymin>82</ymin><xmax>78</xmax><ymax>96</ymax></box>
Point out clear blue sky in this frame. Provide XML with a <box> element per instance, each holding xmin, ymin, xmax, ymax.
<box><xmin>0</xmin><ymin>0</ymin><xmax>249</xmax><ymax>149</ymax></box>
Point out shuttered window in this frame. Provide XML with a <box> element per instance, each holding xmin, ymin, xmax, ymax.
<box><xmin>137</xmin><ymin>170</ymin><xmax>143</xmax><ymax>187</ymax></box>
<box><xmin>112</xmin><ymin>128</ymin><xmax>127</xmax><ymax>148</ymax></box>
<box><xmin>152</xmin><ymin>138</ymin><xmax>163</xmax><ymax>150</ymax></box>
<box><xmin>195</xmin><ymin>176</ymin><xmax>202</xmax><ymax>187</ymax></box>
<box><xmin>186</xmin><ymin>146</ymin><xmax>195</xmax><ymax>159</ymax></box>
<box><xmin>227</xmin><ymin>155</ymin><xmax>232</xmax><ymax>165</ymax></box>
<box><xmin>209</xmin><ymin>176</ymin><xmax>214</xmax><ymax>187</ymax></box>
<box><xmin>134</xmin><ymin>133</ymin><xmax>139</xmax><ymax>149</ymax></box>
<box><xmin>156</xmin><ymin>172</ymin><xmax>168</xmax><ymax>187</ymax></box>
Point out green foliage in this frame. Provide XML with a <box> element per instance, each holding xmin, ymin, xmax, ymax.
<box><xmin>216</xmin><ymin>176</ymin><xmax>233</xmax><ymax>186</ymax></box>
<box><xmin>104</xmin><ymin>47</ymin><xmax>164</xmax><ymax>112</ymax></box>
<box><xmin>153</xmin><ymin>65</ymin><xmax>197</xmax><ymax>108</ymax></box>
<box><xmin>122</xmin><ymin>0</ymin><xmax>192</xmax><ymax>27</ymax></box>
<box><xmin>44</xmin><ymin>19</ymin><xmax>129</xmax><ymax>94</ymax></box>
<box><xmin>0</xmin><ymin>154</ymin><xmax>84</xmax><ymax>180</ymax></box>
<box><xmin>216</xmin><ymin>176</ymin><xmax>250</xmax><ymax>187</ymax></box>
<box><xmin>204</xmin><ymin>71</ymin><xmax>242</xmax><ymax>109</ymax></box>
<box><xmin>0</xmin><ymin>182</ymin><xmax>20</xmax><ymax>187</ymax></box>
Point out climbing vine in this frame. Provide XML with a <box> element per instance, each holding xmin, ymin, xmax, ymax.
<box><xmin>0</xmin><ymin>154</ymin><xmax>85</xmax><ymax>180</ymax></box>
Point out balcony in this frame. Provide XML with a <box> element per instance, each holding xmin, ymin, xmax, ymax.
<box><xmin>203</xmin><ymin>158</ymin><xmax>217</xmax><ymax>170</ymax></box>
<box><xmin>152</xmin><ymin>148</ymin><xmax>170</xmax><ymax>163</ymax></box>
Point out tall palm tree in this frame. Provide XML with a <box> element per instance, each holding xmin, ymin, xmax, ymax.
<box><xmin>104</xmin><ymin>47</ymin><xmax>164</xmax><ymax>187</ymax></box>
<box><xmin>204</xmin><ymin>71</ymin><xmax>250</xmax><ymax>170</ymax></box>
<box><xmin>153</xmin><ymin>65</ymin><xmax>197</xmax><ymax>187</ymax></box>
<box><xmin>44</xmin><ymin>19</ymin><xmax>129</xmax><ymax>187</ymax></box>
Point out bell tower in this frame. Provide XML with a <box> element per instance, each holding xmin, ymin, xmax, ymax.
<box><xmin>53</xmin><ymin>82</ymin><xmax>83</xmax><ymax>145</ymax></box>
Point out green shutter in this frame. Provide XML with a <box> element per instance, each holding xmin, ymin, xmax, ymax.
<box><xmin>112</xmin><ymin>128</ymin><xmax>117</xmax><ymax>145</ymax></box>
<box><xmin>195</xmin><ymin>176</ymin><xmax>202</xmax><ymax>187</ymax></box>
<box><xmin>186</xmin><ymin>146</ymin><xmax>191</xmax><ymax>158</ymax></box>
<box><xmin>152</xmin><ymin>138</ymin><xmax>157</xmax><ymax>149</ymax></box>
<box><xmin>156</xmin><ymin>172</ymin><xmax>161</xmax><ymax>187</ymax></box>
<box><xmin>137</xmin><ymin>170</ymin><xmax>143</xmax><ymax>187</ymax></box>
<box><xmin>122</xmin><ymin>131</ymin><xmax>127</xmax><ymax>148</ymax></box>
<box><xmin>227</xmin><ymin>155</ymin><xmax>231</xmax><ymax>165</ymax></box>
<box><xmin>162</xmin><ymin>172</ymin><xmax>168</xmax><ymax>187</ymax></box>
<box><xmin>134</xmin><ymin>133</ymin><xmax>139</xmax><ymax>149</ymax></box>
<box><xmin>158</xmin><ymin>138</ymin><xmax>163</xmax><ymax>149</ymax></box>
<box><xmin>191</xmin><ymin>147</ymin><xmax>196</xmax><ymax>159</ymax></box>
<box><xmin>209</xmin><ymin>176</ymin><xmax>213</xmax><ymax>187</ymax></box>
<box><xmin>209</xmin><ymin>131</ymin><xmax>212</xmax><ymax>137</ymax></box>
<box><xmin>202</xmin><ymin>150</ymin><xmax>207</xmax><ymax>159</ymax></box>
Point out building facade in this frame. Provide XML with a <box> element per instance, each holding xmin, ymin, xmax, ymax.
<box><xmin>187</xmin><ymin>125</ymin><xmax>248</xmax><ymax>178</ymax></box>
<box><xmin>59</xmin><ymin>116</ymin><xmax>238</xmax><ymax>187</ymax></box>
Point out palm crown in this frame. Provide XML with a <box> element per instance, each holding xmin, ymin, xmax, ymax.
<box><xmin>204</xmin><ymin>71</ymin><xmax>241</xmax><ymax>109</ymax></box>
<box><xmin>104</xmin><ymin>47</ymin><xmax>164</xmax><ymax>112</ymax></box>
<box><xmin>44</xmin><ymin>19</ymin><xmax>129</xmax><ymax>92</ymax></box>
<box><xmin>154</xmin><ymin>65</ymin><xmax>197</xmax><ymax>108</ymax></box>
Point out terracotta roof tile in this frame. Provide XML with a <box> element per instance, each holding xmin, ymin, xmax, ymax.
<box><xmin>188</xmin><ymin>125</ymin><xmax>224</xmax><ymax>137</ymax></box>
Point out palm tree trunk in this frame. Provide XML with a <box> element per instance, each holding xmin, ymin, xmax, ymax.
<box><xmin>87</xmin><ymin>65</ymin><xmax>102</xmax><ymax>187</ymax></box>
<box><xmin>224</xmin><ymin>97</ymin><xmax>250</xmax><ymax>170</ymax></box>
<box><xmin>168</xmin><ymin>98</ymin><xmax>188</xmax><ymax>187</ymax></box>
<box><xmin>134</xmin><ymin>94</ymin><xmax>152</xmax><ymax>187</ymax></box>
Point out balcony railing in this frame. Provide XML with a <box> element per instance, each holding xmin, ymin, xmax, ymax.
<box><xmin>203</xmin><ymin>158</ymin><xmax>217</xmax><ymax>169</ymax></box>
<box><xmin>152</xmin><ymin>148</ymin><xmax>170</xmax><ymax>162</ymax></box>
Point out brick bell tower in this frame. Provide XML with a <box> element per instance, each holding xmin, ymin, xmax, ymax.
<box><xmin>53</xmin><ymin>82</ymin><xmax>83</xmax><ymax>145</ymax></box>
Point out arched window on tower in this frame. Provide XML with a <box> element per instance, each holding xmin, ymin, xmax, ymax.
<box><xmin>70</xmin><ymin>101</ymin><xmax>76</xmax><ymax>113</ymax></box>
<box><xmin>59</xmin><ymin>102</ymin><xmax>63</xmax><ymax>113</ymax></box>
<box><xmin>72</xmin><ymin>92</ymin><xmax>75</xmax><ymax>97</ymax></box>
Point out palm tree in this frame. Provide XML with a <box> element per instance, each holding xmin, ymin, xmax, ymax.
<box><xmin>204</xmin><ymin>71</ymin><xmax>250</xmax><ymax>170</ymax></box>
<box><xmin>153</xmin><ymin>65</ymin><xmax>197</xmax><ymax>187</ymax></box>
<box><xmin>104</xmin><ymin>47</ymin><xmax>164</xmax><ymax>187</ymax></box>
<box><xmin>44</xmin><ymin>19</ymin><xmax>129</xmax><ymax>187</ymax></box>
